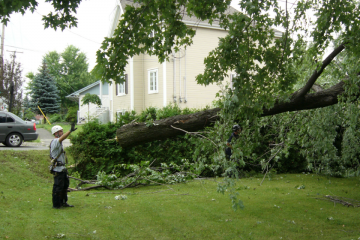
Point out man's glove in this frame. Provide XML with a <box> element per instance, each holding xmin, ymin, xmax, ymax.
<box><xmin>70</xmin><ymin>122</ymin><xmax>78</xmax><ymax>132</ymax></box>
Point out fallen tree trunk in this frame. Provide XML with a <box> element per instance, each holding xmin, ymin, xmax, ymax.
<box><xmin>116</xmin><ymin>81</ymin><xmax>346</xmax><ymax>148</ymax></box>
<box><xmin>116</xmin><ymin>107</ymin><xmax>221</xmax><ymax>148</ymax></box>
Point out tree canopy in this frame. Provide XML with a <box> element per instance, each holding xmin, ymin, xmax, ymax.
<box><xmin>44</xmin><ymin>45</ymin><xmax>97</xmax><ymax>109</ymax></box>
<box><xmin>0</xmin><ymin>0</ymin><xmax>81</xmax><ymax>30</ymax></box>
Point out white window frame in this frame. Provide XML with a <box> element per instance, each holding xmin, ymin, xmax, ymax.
<box><xmin>148</xmin><ymin>68</ymin><xmax>158</xmax><ymax>94</ymax></box>
<box><xmin>117</xmin><ymin>109</ymin><xmax>128</xmax><ymax>116</ymax></box>
<box><xmin>117</xmin><ymin>82</ymin><xmax>126</xmax><ymax>96</ymax></box>
<box><xmin>116</xmin><ymin>74</ymin><xmax>127</xmax><ymax>96</ymax></box>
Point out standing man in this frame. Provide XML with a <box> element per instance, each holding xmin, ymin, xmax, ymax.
<box><xmin>50</xmin><ymin>123</ymin><xmax>77</xmax><ymax>209</ymax></box>
<box><xmin>225</xmin><ymin>124</ymin><xmax>241</xmax><ymax>160</ymax></box>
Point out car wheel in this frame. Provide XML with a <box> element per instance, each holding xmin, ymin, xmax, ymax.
<box><xmin>6</xmin><ymin>133</ymin><xmax>23</xmax><ymax>147</ymax></box>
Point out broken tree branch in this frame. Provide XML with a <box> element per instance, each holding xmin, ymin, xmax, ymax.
<box><xmin>170</xmin><ymin>125</ymin><xmax>217</xmax><ymax>146</ymax></box>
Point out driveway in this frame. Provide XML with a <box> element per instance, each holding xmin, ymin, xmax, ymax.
<box><xmin>0</xmin><ymin>128</ymin><xmax>72</xmax><ymax>151</ymax></box>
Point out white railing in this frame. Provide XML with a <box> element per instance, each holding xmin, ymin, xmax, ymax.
<box><xmin>77</xmin><ymin>106</ymin><xmax>109</xmax><ymax>124</ymax></box>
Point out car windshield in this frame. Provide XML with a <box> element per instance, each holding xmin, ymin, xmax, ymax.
<box><xmin>7</xmin><ymin>112</ymin><xmax>26</xmax><ymax>123</ymax></box>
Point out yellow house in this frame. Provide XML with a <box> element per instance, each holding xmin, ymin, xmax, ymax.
<box><xmin>107</xmin><ymin>0</ymin><xmax>282</xmax><ymax>122</ymax></box>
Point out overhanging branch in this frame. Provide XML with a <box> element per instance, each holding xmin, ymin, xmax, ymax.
<box><xmin>293</xmin><ymin>44</ymin><xmax>345</xmax><ymax>99</ymax></box>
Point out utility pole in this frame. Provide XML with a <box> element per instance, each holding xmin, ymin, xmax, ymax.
<box><xmin>0</xmin><ymin>23</ymin><xmax>4</xmax><ymax>61</ymax></box>
<box><xmin>0</xmin><ymin>23</ymin><xmax>5</xmax><ymax>96</ymax></box>
<box><xmin>8</xmin><ymin>50</ymin><xmax>23</xmax><ymax>113</ymax></box>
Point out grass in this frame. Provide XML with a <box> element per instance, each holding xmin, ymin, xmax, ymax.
<box><xmin>1</xmin><ymin>150</ymin><xmax>360</xmax><ymax>239</ymax></box>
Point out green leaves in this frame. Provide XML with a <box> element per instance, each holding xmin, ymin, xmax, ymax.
<box><xmin>0</xmin><ymin>0</ymin><xmax>38</xmax><ymax>25</ymax></box>
<box><xmin>81</xmin><ymin>93</ymin><xmax>101</xmax><ymax>107</ymax></box>
<box><xmin>43</xmin><ymin>0</ymin><xmax>81</xmax><ymax>30</ymax></box>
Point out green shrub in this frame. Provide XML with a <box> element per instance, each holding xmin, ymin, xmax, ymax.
<box><xmin>49</xmin><ymin>113</ymin><xmax>63</xmax><ymax>123</ymax></box>
<box><xmin>68</xmin><ymin>120</ymin><xmax>196</xmax><ymax>179</ymax></box>
<box><xmin>68</xmin><ymin>105</ymin><xmax>204</xmax><ymax>179</ymax></box>
<box><xmin>65</xmin><ymin>106</ymin><xmax>78</xmax><ymax>122</ymax></box>
<box><xmin>156</xmin><ymin>104</ymin><xmax>182</xmax><ymax>119</ymax></box>
<box><xmin>138</xmin><ymin>106</ymin><xmax>157</xmax><ymax>122</ymax></box>
<box><xmin>116</xmin><ymin>110</ymin><xmax>137</xmax><ymax>125</ymax></box>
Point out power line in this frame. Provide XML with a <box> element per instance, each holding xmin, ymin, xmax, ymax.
<box><xmin>35</xmin><ymin>11</ymin><xmax>102</xmax><ymax>45</ymax></box>
<box><xmin>66</xmin><ymin>29</ymin><xmax>101</xmax><ymax>44</ymax></box>
<box><xmin>4</xmin><ymin>44</ymin><xmax>45</xmax><ymax>53</ymax></box>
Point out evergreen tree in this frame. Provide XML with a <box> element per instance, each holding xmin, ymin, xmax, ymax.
<box><xmin>29</xmin><ymin>59</ymin><xmax>61</xmax><ymax>116</ymax></box>
<box><xmin>0</xmin><ymin>54</ymin><xmax>24</xmax><ymax>115</ymax></box>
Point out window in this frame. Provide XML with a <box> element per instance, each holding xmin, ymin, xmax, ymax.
<box><xmin>116</xmin><ymin>74</ymin><xmax>128</xmax><ymax>96</ymax></box>
<box><xmin>148</xmin><ymin>69</ymin><xmax>158</xmax><ymax>94</ymax></box>
<box><xmin>117</xmin><ymin>110</ymin><xmax>128</xmax><ymax>116</ymax></box>
<box><xmin>0</xmin><ymin>113</ymin><xmax>6</xmax><ymax>123</ymax></box>
<box><xmin>0</xmin><ymin>113</ymin><xmax>14</xmax><ymax>123</ymax></box>
<box><xmin>7</xmin><ymin>116</ymin><xmax>15</xmax><ymax>122</ymax></box>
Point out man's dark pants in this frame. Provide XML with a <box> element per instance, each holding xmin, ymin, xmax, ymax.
<box><xmin>52</xmin><ymin>171</ymin><xmax>69</xmax><ymax>208</ymax></box>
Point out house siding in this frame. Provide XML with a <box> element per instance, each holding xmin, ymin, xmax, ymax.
<box><xmin>143</xmin><ymin>54</ymin><xmax>163</xmax><ymax>109</ymax></box>
<box><xmin>82</xmin><ymin>85</ymin><xmax>100</xmax><ymax>95</ymax></box>
<box><xmin>165</xmin><ymin>26</ymin><xmax>230</xmax><ymax>110</ymax></box>
<box><xmin>133</xmin><ymin>54</ymin><xmax>145</xmax><ymax>112</ymax></box>
<box><xmin>111</xmin><ymin>26</ymin><xmax>231</xmax><ymax>116</ymax></box>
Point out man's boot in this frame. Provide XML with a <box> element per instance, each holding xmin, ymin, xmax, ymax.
<box><xmin>52</xmin><ymin>192</ymin><xmax>61</xmax><ymax>209</ymax></box>
<box><xmin>61</xmin><ymin>189</ymin><xmax>74</xmax><ymax>207</ymax></box>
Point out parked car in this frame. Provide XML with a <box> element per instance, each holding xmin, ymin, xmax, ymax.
<box><xmin>0</xmin><ymin>111</ymin><xmax>39</xmax><ymax>147</ymax></box>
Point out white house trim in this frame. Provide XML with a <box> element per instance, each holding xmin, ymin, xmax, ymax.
<box><xmin>130</xmin><ymin>57</ymin><xmax>134</xmax><ymax>110</ymax></box>
<box><xmin>148</xmin><ymin>68</ymin><xmax>159</xmax><ymax>94</ymax></box>
<box><xmin>110</xmin><ymin>79</ymin><xmax>114</xmax><ymax>122</ymax></box>
<box><xmin>163</xmin><ymin>61</ymin><xmax>167</xmax><ymax>106</ymax></box>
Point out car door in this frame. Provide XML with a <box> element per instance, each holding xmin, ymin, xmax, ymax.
<box><xmin>0</xmin><ymin>112</ymin><xmax>9</xmax><ymax>142</ymax></box>
<box><xmin>5</xmin><ymin>114</ymin><xmax>16</xmax><ymax>133</ymax></box>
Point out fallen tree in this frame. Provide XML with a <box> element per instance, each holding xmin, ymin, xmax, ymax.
<box><xmin>116</xmin><ymin>44</ymin><xmax>352</xmax><ymax>148</ymax></box>
<box><xmin>67</xmin><ymin>160</ymin><xmax>197</xmax><ymax>191</ymax></box>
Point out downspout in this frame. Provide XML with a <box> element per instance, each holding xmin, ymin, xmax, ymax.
<box><xmin>109</xmin><ymin>79</ymin><xmax>113</xmax><ymax>122</ymax></box>
<box><xmin>163</xmin><ymin>60</ymin><xmax>167</xmax><ymax>107</ymax></box>
<box><xmin>99</xmin><ymin>81</ymin><xmax>102</xmax><ymax>107</ymax></box>
<box><xmin>184</xmin><ymin>49</ymin><xmax>187</xmax><ymax>103</ymax></box>
<box><xmin>179</xmin><ymin>49</ymin><xmax>182</xmax><ymax>103</ymax></box>
<box><xmin>173</xmin><ymin>51</ymin><xmax>176</xmax><ymax>103</ymax></box>
<box><xmin>130</xmin><ymin>57</ymin><xmax>134</xmax><ymax>111</ymax></box>
<box><xmin>143</xmin><ymin>53</ymin><xmax>145</xmax><ymax>110</ymax></box>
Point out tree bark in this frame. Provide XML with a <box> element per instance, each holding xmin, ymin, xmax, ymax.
<box><xmin>261</xmin><ymin>81</ymin><xmax>345</xmax><ymax>116</ymax></box>
<box><xmin>116</xmin><ymin>107</ymin><xmax>220</xmax><ymax>147</ymax></box>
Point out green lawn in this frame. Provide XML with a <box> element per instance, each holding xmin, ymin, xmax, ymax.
<box><xmin>0</xmin><ymin>150</ymin><xmax>359</xmax><ymax>239</ymax></box>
